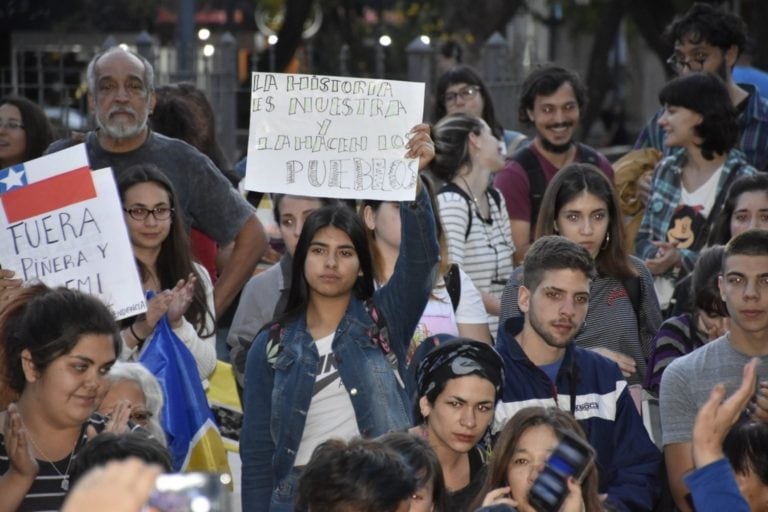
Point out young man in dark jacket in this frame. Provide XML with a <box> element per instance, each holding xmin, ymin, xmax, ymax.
<box><xmin>494</xmin><ymin>236</ymin><xmax>661</xmax><ymax>512</ymax></box>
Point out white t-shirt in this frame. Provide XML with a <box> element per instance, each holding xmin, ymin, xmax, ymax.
<box><xmin>294</xmin><ymin>333</ymin><xmax>360</xmax><ymax>466</ymax></box>
<box><xmin>656</xmin><ymin>166</ymin><xmax>724</xmax><ymax>308</ymax></box>
<box><xmin>680</xmin><ymin>165</ymin><xmax>722</xmax><ymax>218</ymax></box>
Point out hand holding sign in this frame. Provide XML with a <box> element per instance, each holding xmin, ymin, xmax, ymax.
<box><xmin>404</xmin><ymin>123</ymin><xmax>435</xmax><ymax>171</ymax></box>
<box><xmin>0</xmin><ymin>267</ymin><xmax>22</xmax><ymax>305</ymax></box>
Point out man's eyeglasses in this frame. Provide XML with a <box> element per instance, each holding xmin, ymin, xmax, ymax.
<box><xmin>123</xmin><ymin>206</ymin><xmax>174</xmax><ymax>221</ymax></box>
<box><xmin>666</xmin><ymin>52</ymin><xmax>709</xmax><ymax>73</ymax></box>
<box><xmin>0</xmin><ymin>120</ymin><xmax>24</xmax><ymax>130</ymax></box>
<box><xmin>444</xmin><ymin>85</ymin><xmax>481</xmax><ymax>105</ymax></box>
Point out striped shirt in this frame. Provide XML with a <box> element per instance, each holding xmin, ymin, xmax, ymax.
<box><xmin>643</xmin><ymin>313</ymin><xmax>706</xmax><ymax>395</ymax></box>
<box><xmin>0</xmin><ymin>415</ymin><xmax>106</xmax><ymax>511</ymax></box>
<box><xmin>634</xmin><ymin>84</ymin><xmax>768</xmax><ymax>172</ymax></box>
<box><xmin>437</xmin><ymin>187</ymin><xmax>515</xmax><ymax>334</ymax></box>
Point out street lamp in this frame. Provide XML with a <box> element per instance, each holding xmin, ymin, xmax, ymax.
<box><xmin>376</xmin><ymin>35</ymin><xmax>391</xmax><ymax>78</ymax></box>
<box><xmin>267</xmin><ymin>35</ymin><xmax>278</xmax><ymax>72</ymax></box>
<box><xmin>198</xmin><ymin>28</ymin><xmax>211</xmax><ymax>41</ymax></box>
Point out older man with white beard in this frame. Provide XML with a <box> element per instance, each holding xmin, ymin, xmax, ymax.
<box><xmin>47</xmin><ymin>47</ymin><xmax>266</xmax><ymax>317</ymax></box>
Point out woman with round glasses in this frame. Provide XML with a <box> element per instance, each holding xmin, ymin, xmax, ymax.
<box><xmin>434</xmin><ymin>65</ymin><xmax>526</xmax><ymax>156</ymax></box>
<box><xmin>0</xmin><ymin>97</ymin><xmax>55</xmax><ymax>303</ymax></box>
<box><xmin>117</xmin><ymin>163</ymin><xmax>216</xmax><ymax>380</ymax></box>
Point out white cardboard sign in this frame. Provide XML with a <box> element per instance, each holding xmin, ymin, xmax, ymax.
<box><xmin>244</xmin><ymin>72</ymin><xmax>425</xmax><ymax>201</ymax></box>
<box><xmin>0</xmin><ymin>145</ymin><xmax>147</xmax><ymax>319</ymax></box>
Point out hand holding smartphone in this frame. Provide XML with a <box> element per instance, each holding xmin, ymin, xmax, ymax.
<box><xmin>527</xmin><ymin>429</ymin><xmax>595</xmax><ymax>512</ymax></box>
<box><xmin>147</xmin><ymin>472</ymin><xmax>231</xmax><ymax>512</ymax></box>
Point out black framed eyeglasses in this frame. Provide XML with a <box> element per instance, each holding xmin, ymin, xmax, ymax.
<box><xmin>666</xmin><ymin>52</ymin><xmax>708</xmax><ymax>73</ymax></box>
<box><xmin>123</xmin><ymin>206</ymin><xmax>174</xmax><ymax>221</ymax></box>
<box><xmin>444</xmin><ymin>85</ymin><xmax>481</xmax><ymax>105</ymax></box>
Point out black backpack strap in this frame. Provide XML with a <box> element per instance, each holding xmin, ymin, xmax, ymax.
<box><xmin>444</xmin><ymin>263</ymin><xmax>461</xmax><ymax>312</ymax></box>
<box><xmin>438</xmin><ymin>182</ymin><xmax>473</xmax><ymax>240</ymax></box>
<box><xmin>487</xmin><ymin>186</ymin><xmax>503</xmax><ymax>211</ymax></box>
<box><xmin>510</xmin><ymin>146</ymin><xmax>545</xmax><ymax>228</ymax></box>
<box><xmin>365</xmin><ymin>299</ymin><xmax>405</xmax><ymax>389</ymax></box>
<box><xmin>576</xmin><ymin>142</ymin><xmax>601</xmax><ymax>166</ymax></box>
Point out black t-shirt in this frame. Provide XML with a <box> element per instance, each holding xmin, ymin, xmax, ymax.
<box><xmin>444</xmin><ymin>446</ymin><xmax>487</xmax><ymax>512</ymax></box>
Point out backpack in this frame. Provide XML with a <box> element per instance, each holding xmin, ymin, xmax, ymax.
<box><xmin>510</xmin><ymin>143</ymin><xmax>601</xmax><ymax>228</ymax></box>
<box><xmin>438</xmin><ymin>182</ymin><xmax>503</xmax><ymax>240</ymax></box>
<box><xmin>265</xmin><ymin>300</ymin><xmax>405</xmax><ymax>389</ymax></box>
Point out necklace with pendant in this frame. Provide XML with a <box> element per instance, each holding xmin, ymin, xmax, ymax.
<box><xmin>459</xmin><ymin>175</ymin><xmax>487</xmax><ymax>218</ymax></box>
<box><xmin>21</xmin><ymin>421</ymin><xmax>80</xmax><ymax>491</ymax></box>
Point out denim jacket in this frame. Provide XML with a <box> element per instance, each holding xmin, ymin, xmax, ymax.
<box><xmin>240</xmin><ymin>185</ymin><xmax>439</xmax><ymax>511</ymax></box>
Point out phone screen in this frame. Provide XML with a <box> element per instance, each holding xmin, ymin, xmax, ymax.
<box><xmin>147</xmin><ymin>472</ymin><xmax>231</xmax><ymax>512</ymax></box>
<box><xmin>527</xmin><ymin>430</ymin><xmax>595</xmax><ymax>512</ymax></box>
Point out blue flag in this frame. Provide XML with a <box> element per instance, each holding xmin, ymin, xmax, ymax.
<box><xmin>139</xmin><ymin>314</ymin><xmax>230</xmax><ymax>474</ymax></box>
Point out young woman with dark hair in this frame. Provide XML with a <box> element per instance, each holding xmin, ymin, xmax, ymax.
<box><xmin>708</xmin><ymin>173</ymin><xmax>768</xmax><ymax>245</ymax></box>
<box><xmin>240</xmin><ymin>125</ymin><xmax>439</xmax><ymax>511</ymax></box>
<box><xmin>117</xmin><ymin>163</ymin><xmax>216</xmax><ymax>380</ymax></box>
<box><xmin>500</xmin><ymin>163</ymin><xmax>662</xmax><ymax>384</ymax></box>
<box><xmin>0</xmin><ymin>285</ymin><xmax>123</xmax><ymax>511</ymax></box>
<box><xmin>0</xmin><ymin>97</ymin><xmax>56</xmax><ymax>301</ymax></box>
<box><xmin>472</xmin><ymin>407</ymin><xmax>604</xmax><ymax>512</ymax></box>
<box><xmin>644</xmin><ymin>246</ymin><xmax>728</xmax><ymax>395</ymax></box>
<box><xmin>410</xmin><ymin>339</ymin><xmax>504</xmax><ymax>511</ymax></box>
<box><xmin>434</xmin><ymin>65</ymin><xmax>526</xmax><ymax>155</ymax></box>
<box><xmin>634</xmin><ymin>72</ymin><xmax>757</xmax><ymax>311</ymax></box>
<box><xmin>379</xmin><ymin>431</ymin><xmax>447</xmax><ymax>512</ymax></box>
<box><xmin>228</xmin><ymin>194</ymin><xmax>344</xmax><ymax>388</ymax></box>
<box><xmin>432</xmin><ymin>113</ymin><xmax>514</xmax><ymax>334</ymax></box>
<box><xmin>0</xmin><ymin>96</ymin><xmax>54</xmax><ymax>168</ymax></box>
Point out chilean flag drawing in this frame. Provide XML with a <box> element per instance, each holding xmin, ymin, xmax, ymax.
<box><xmin>0</xmin><ymin>145</ymin><xmax>95</xmax><ymax>223</ymax></box>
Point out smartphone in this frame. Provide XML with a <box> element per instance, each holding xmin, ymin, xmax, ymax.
<box><xmin>146</xmin><ymin>472</ymin><xmax>231</xmax><ymax>512</ymax></box>
<box><xmin>527</xmin><ymin>429</ymin><xmax>596</xmax><ymax>512</ymax></box>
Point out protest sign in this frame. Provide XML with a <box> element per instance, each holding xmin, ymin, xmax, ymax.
<box><xmin>244</xmin><ymin>72</ymin><xmax>425</xmax><ymax>201</ymax></box>
<box><xmin>0</xmin><ymin>145</ymin><xmax>147</xmax><ymax>319</ymax></box>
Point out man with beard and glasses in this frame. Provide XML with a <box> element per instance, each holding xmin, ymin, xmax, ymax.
<box><xmin>494</xmin><ymin>66</ymin><xmax>614</xmax><ymax>264</ymax></box>
<box><xmin>493</xmin><ymin>236</ymin><xmax>662</xmax><ymax>512</ymax></box>
<box><xmin>634</xmin><ymin>2</ymin><xmax>768</xmax><ymax>174</ymax></box>
<box><xmin>46</xmin><ymin>47</ymin><xmax>267</xmax><ymax>318</ymax></box>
